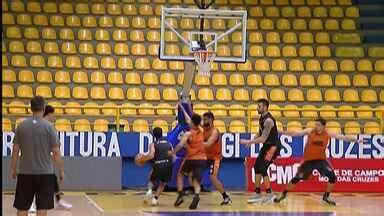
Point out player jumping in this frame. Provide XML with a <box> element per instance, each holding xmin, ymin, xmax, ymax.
<box><xmin>274</xmin><ymin>117</ymin><xmax>362</xmax><ymax>205</ymax></box>
<box><xmin>240</xmin><ymin>99</ymin><xmax>282</xmax><ymax>204</ymax></box>
<box><xmin>202</xmin><ymin>112</ymin><xmax>231</xmax><ymax>205</ymax></box>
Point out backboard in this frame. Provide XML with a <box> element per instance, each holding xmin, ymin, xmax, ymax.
<box><xmin>159</xmin><ymin>7</ymin><xmax>248</xmax><ymax>63</ymax></box>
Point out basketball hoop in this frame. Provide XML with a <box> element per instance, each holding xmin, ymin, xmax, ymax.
<box><xmin>193</xmin><ymin>50</ymin><xmax>216</xmax><ymax>77</ymax></box>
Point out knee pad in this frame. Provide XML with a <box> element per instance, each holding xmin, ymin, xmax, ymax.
<box><xmin>327</xmin><ymin>172</ymin><xmax>336</xmax><ymax>184</ymax></box>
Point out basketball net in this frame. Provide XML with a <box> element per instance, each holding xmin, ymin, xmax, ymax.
<box><xmin>193</xmin><ymin>50</ymin><xmax>216</xmax><ymax>77</ymax></box>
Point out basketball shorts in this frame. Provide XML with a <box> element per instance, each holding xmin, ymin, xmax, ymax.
<box><xmin>295</xmin><ymin>159</ymin><xmax>335</xmax><ymax>181</ymax></box>
<box><xmin>14</xmin><ymin>174</ymin><xmax>55</xmax><ymax>210</ymax></box>
<box><xmin>254</xmin><ymin>144</ymin><xmax>281</xmax><ymax>176</ymax></box>
<box><xmin>151</xmin><ymin>162</ymin><xmax>173</xmax><ymax>183</ymax></box>
<box><xmin>207</xmin><ymin>159</ymin><xmax>221</xmax><ymax>177</ymax></box>
<box><xmin>180</xmin><ymin>160</ymin><xmax>207</xmax><ymax>182</ymax></box>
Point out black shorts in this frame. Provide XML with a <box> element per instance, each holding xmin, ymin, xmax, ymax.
<box><xmin>54</xmin><ymin>174</ymin><xmax>60</xmax><ymax>193</ymax></box>
<box><xmin>207</xmin><ymin>159</ymin><xmax>221</xmax><ymax>177</ymax></box>
<box><xmin>254</xmin><ymin>144</ymin><xmax>280</xmax><ymax>171</ymax></box>
<box><xmin>295</xmin><ymin>160</ymin><xmax>334</xmax><ymax>180</ymax></box>
<box><xmin>180</xmin><ymin>160</ymin><xmax>207</xmax><ymax>182</ymax></box>
<box><xmin>150</xmin><ymin>162</ymin><xmax>173</xmax><ymax>183</ymax></box>
<box><xmin>14</xmin><ymin>174</ymin><xmax>55</xmax><ymax>210</ymax></box>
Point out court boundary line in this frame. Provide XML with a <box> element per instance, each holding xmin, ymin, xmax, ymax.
<box><xmin>84</xmin><ymin>194</ymin><xmax>104</xmax><ymax>212</ymax></box>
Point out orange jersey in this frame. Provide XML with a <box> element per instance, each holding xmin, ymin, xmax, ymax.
<box><xmin>204</xmin><ymin>127</ymin><xmax>222</xmax><ymax>160</ymax></box>
<box><xmin>186</xmin><ymin>128</ymin><xmax>207</xmax><ymax>160</ymax></box>
<box><xmin>303</xmin><ymin>129</ymin><xmax>330</xmax><ymax>161</ymax></box>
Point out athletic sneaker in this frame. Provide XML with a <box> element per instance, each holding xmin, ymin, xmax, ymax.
<box><xmin>151</xmin><ymin>197</ymin><xmax>159</xmax><ymax>206</ymax></box>
<box><xmin>220</xmin><ymin>196</ymin><xmax>232</xmax><ymax>205</ymax></box>
<box><xmin>261</xmin><ymin>193</ymin><xmax>276</xmax><ymax>204</ymax></box>
<box><xmin>144</xmin><ymin>190</ymin><xmax>153</xmax><ymax>204</ymax></box>
<box><xmin>28</xmin><ymin>202</ymin><xmax>36</xmax><ymax>213</ymax></box>
<box><xmin>247</xmin><ymin>194</ymin><xmax>263</xmax><ymax>204</ymax></box>
<box><xmin>174</xmin><ymin>194</ymin><xmax>184</xmax><ymax>207</ymax></box>
<box><xmin>56</xmin><ymin>199</ymin><xmax>72</xmax><ymax>210</ymax></box>
<box><xmin>189</xmin><ymin>195</ymin><xmax>200</xmax><ymax>210</ymax></box>
<box><xmin>323</xmin><ymin>196</ymin><xmax>336</xmax><ymax>206</ymax></box>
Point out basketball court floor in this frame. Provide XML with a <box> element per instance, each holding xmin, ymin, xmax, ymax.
<box><xmin>2</xmin><ymin>191</ymin><xmax>383</xmax><ymax>216</ymax></box>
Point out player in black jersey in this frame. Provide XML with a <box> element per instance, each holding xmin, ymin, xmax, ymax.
<box><xmin>240</xmin><ymin>99</ymin><xmax>282</xmax><ymax>204</ymax></box>
<box><xmin>142</xmin><ymin>127</ymin><xmax>174</xmax><ymax>206</ymax></box>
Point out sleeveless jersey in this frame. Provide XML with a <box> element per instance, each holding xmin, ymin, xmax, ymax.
<box><xmin>303</xmin><ymin>129</ymin><xmax>330</xmax><ymax>161</ymax></box>
<box><xmin>153</xmin><ymin>138</ymin><xmax>173</xmax><ymax>165</ymax></box>
<box><xmin>186</xmin><ymin>128</ymin><xmax>206</xmax><ymax>160</ymax></box>
<box><xmin>204</xmin><ymin>127</ymin><xmax>222</xmax><ymax>160</ymax></box>
<box><xmin>259</xmin><ymin>112</ymin><xmax>281</xmax><ymax>147</ymax></box>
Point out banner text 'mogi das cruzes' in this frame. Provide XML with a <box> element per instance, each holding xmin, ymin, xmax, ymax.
<box><xmin>2</xmin><ymin>132</ymin><xmax>384</xmax><ymax>159</ymax></box>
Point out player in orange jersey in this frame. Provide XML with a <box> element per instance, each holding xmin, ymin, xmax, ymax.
<box><xmin>274</xmin><ymin>118</ymin><xmax>363</xmax><ymax>205</ymax></box>
<box><xmin>202</xmin><ymin>111</ymin><xmax>231</xmax><ymax>205</ymax></box>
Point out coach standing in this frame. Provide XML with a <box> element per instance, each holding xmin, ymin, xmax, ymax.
<box><xmin>10</xmin><ymin>96</ymin><xmax>64</xmax><ymax>216</ymax></box>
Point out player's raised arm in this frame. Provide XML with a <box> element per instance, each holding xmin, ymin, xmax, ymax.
<box><xmin>328</xmin><ymin>132</ymin><xmax>362</xmax><ymax>144</ymax></box>
<box><xmin>280</xmin><ymin>128</ymin><xmax>312</xmax><ymax>137</ymax></box>
<box><xmin>174</xmin><ymin>131</ymin><xmax>191</xmax><ymax>153</ymax></box>
<box><xmin>204</xmin><ymin>128</ymin><xmax>219</xmax><ymax>147</ymax></box>
<box><xmin>179</xmin><ymin>103</ymin><xmax>192</xmax><ymax>125</ymax></box>
<box><xmin>240</xmin><ymin>118</ymin><xmax>274</xmax><ymax>146</ymax></box>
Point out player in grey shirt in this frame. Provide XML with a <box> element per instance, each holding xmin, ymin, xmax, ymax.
<box><xmin>10</xmin><ymin>96</ymin><xmax>64</xmax><ymax>216</ymax></box>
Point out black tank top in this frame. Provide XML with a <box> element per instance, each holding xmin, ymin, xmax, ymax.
<box><xmin>153</xmin><ymin>138</ymin><xmax>173</xmax><ymax>165</ymax></box>
<box><xmin>259</xmin><ymin>112</ymin><xmax>281</xmax><ymax>147</ymax></box>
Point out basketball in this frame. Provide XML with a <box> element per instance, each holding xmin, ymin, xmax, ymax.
<box><xmin>134</xmin><ymin>153</ymin><xmax>146</xmax><ymax>167</ymax></box>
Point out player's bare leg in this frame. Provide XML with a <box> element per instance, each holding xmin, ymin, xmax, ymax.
<box><xmin>247</xmin><ymin>174</ymin><xmax>263</xmax><ymax>203</ymax></box>
<box><xmin>210</xmin><ymin>175</ymin><xmax>231</xmax><ymax>205</ymax></box>
<box><xmin>262</xmin><ymin>176</ymin><xmax>276</xmax><ymax>204</ymax></box>
<box><xmin>151</xmin><ymin>182</ymin><xmax>166</xmax><ymax>206</ymax></box>
<box><xmin>189</xmin><ymin>178</ymin><xmax>201</xmax><ymax>209</ymax></box>
<box><xmin>174</xmin><ymin>171</ymin><xmax>185</xmax><ymax>207</ymax></box>
<box><xmin>323</xmin><ymin>183</ymin><xmax>336</xmax><ymax>205</ymax></box>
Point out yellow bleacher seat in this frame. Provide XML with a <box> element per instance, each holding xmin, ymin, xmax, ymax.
<box><xmin>24</xmin><ymin>27</ymin><xmax>39</xmax><ymax>39</ymax></box>
<box><xmin>266</xmin><ymin>46</ymin><xmax>281</xmax><ymax>57</ymax></box>
<box><xmin>9</xmin><ymin>41</ymin><xmax>24</xmax><ymax>53</ymax></box>
<box><xmin>210</xmin><ymin>104</ymin><xmax>227</xmax><ymax>117</ymax></box>
<box><xmin>115</xmin><ymin>16</ymin><xmax>129</xmax><ymax>28</ymax></box>
<box><xmin>3</xmin><ymin>69</ymin><xmax>16</xmax><ymax>82</ymax></box>
<box><xmin>282</xmin><ymin>74</ymin><xmax>297</xmax><ymax>86</ymax></box>
<box><xmin>357</xmin><ymin>59</ymin><xmax>373</xmax><ymax>72</ymax></box>
<box><xmin>26</xmin><ymin>41</ymin><xmax>42</xmax><ymax>53</ymax></box>
<box><xmin>282</xmin><ymin>46</ymin><xmax>297</xmax><ymax>57</ymax></box>
<box><xmin>30</xmin><ymin>55</ymin><xmax>46</xmax><ymax>68</ymax></box>
<box><xmin>91</xmin><ymin>3</ymin><xmax>105</xmax><ymax>14</ymax></box>
<box><xmin>91</xmin><ymin>71</ymin><xmax>106</xmax><ymax>84</ymax></box>
<box><xmin>194</xmin><ymin>75</ymin><xmax>210</xmax><ymax>86</ymax></box>
<box><xmin>90</xmin><ymin>86</ymin><xmax>106</xmax><ymax>100</ymax></box>
<box><xmin>142</xmin><ymin>72</ymin><xmax>158</xmax><ymax>85</ymax></box>
<box><xmin>248</xmin><ymin>104</ymin><xmax>259</xmax><ymax>117</ymax></box>
<box><xmin>364</xmin><ymin>122</ymin><xmax>380</xmax><ymax>134</ymax></box>
<box><xmin>249</xmin><ymin>32</ymin><xmax>263</xmax><ymax>43</ymax></box>
<box><xmin>317</xmin><ymin>74</ymin><xmax>333</xmax><ymax>87</ymax></box>
<box><xmin>237</xmin><ymin>60</ymin><xmax>253</xmax><ymax>71</ymax></box>
<box><xmin>132</xmin><ymin>119</ymin><xmax>149</xmax><ymax>132</ymax></box>
<box><xmin>43</xmin><ymin>2</ymin><xmax>57</xmax><ymax>13</ymax></box>
<box><xmin>130</xmin><ymin>30</ymin><xmax>145</xmax><ymax>42</ymax></box>
<box><xmin>345</xmin><ymin>6</ymin><xmax>359</xmax><ymax>18</ymax></box>
<box><xmin>99</xmin><ymin>16</ymin><xmax>113</xmax><ymax>28</ymax></box>
<box><xmin>125</xmin><ymin>72</ymin><xmax>141</xmax><ymax>85</ymax></box>
<box><xmin>289</xmin><ymin>59</ymin><xmax>304</xmax><ymax>72</ymax></box>
<box><xmin>296</xmin><ymin>6</ymin><xmax>310</xmax><ymax>17</ymax></box>
<box><xmin>316</xmin><ymin>46</ymin><xmax>331</xmax><ymax>58</ymax></box>
<box><xmin>55</xmin><ymin>86</ymin><xmax>71</xmax><ymax>99</ymax></box>
<box><xmin>229</xmin><ymin>120</ymin><xmax>246</xmax><ymax>133</ymax></box>
<box><xmin>308</xmin><ymin>0</ymin><xmax>321</xmax><ymax>5</ymax></box>
<box><xmin>146</xmin><ymin>31</ymin><xmax>160</xmax><ymax>42</ymax></box>
<box><xmin>194</xmin><ymin>103</ymin><xmax>208</xmax><ymax>115</ymax></box>
<box><xmin>8</xmin><ymin>101</ymin><xmax>26</xmax><ymax>114</ymax></box>
<box><xmin>112</xmin><ymin>30</ymin><xmax>128</xmax><ymax>42</ymax></box>
<box><xmin>309</xmin><ymin>19</ymin><xmax>324</xmax><ymax>30</ymax></box>
<box><xmin>42</xmin><ymin>28</ymin><xmax>56</xmax><ymax>40</ymax></box>
<box><xmin>323</xmin><ymin>0</ymin><xmax>337</xmax><ymax>5</ymax></box>
<box><xmin>339</xmin><ymin>0</ymin><xmax>352</xmax><ymax>5</ymax></box>
<box><xmin>325</xmin><ymin>19</ymin><xmax>339</xmax><ymax>30</ymax></box>
<box><xmin>144</xmin><ymin>88</ymin><xmax>160</xmax><ymax>101</ymax></box>
<box><xmin>335</xmin><ymin>74</ymin><xmax>351</xmax><ymax>87</ymax></box>
<box><xmin>299</xmin><ymin>46</ymin><xmax>314</xmax><ymax>57</ymax></box>
<box><xmin>139</xmin><ymin>4</ymin><xmax>153</xmax><ymax>15</ymax></box>
<box><xmin>65</xmin><ymin>102</ymin><xmax>81</xmax><ymax>115</ymax></box>
<box><xmin>356</xmin><ymin>105</ymin><xmax>373</xmax><ymax>119</ymax></box>
<box><xmin>2</xmin><ymin>55</ymin><xmax>8</xmax><ymax>67</ymax></box>
<box><xmin>75</xmin><ymin>3</ymin><xmax>90</xmax><ymax>14</ymax></box>
<box><xmin>117</xmin><ymin>57</ymin><xmax>133</xmax><ymax>70</ymax></box>
<box><xmin>371</xmin><ymin>74</ymin><xmax>384</xmax><ymax>87</ymax></box>
<box><xmin>307</xmin><ymin>88</ymin><xmax>323</xmax><ymax>102</ymax></box>
<box><xmin>134</xmin><ymin>58</ymin><xmax>150</xmax><ymax>70</ymax></box>
<box><xmin>229</xmin><ymin>74</ymin><xmax>245</xmax><ymax>86</ymax></box>
<box><xmin>313</xmin><ymin>6</ymin><xmax>327</xmax><ymax>17</ymax></box>
<box><xmin>6</xmin><ymin>26</ymin><xmax>22</xmax><ymax>38</ymax></box>
<box><xmin>344</xmin><ymin>121</ymin><xmax>361</xmax><ymax>135</ymax></box>
<box><xmin>35</xmin><ymin>85</ymin><xmax>52</xmax><ymax>98</ymax></box>
<box><xmin>270</xmin><ymin>88</ymin><xmax>286</xmax><ymax>102</ymax></box>
<box><xmin>288</xmin><ymin>88</ymin><xmax>304</xmax><ymax>102</ymax></box>
<box><xmin>211</xmin><ymin>73</ymin><xmax>227</xmax><ymax>86</ymax></box>
<box><xmin>333</xmin><ymin>33</ymin><xmax>361</xmax><ymax>43</ymax></box>
<box><xmin>266</xmin><ymin>32</ymin><xmax>280</xmax><ymax>44</ymax></box>
<box><xmin>62</xmin><ymin>42</ymin><xmax>77</xmax><ymax>54</ymax></box>
<box><xmin>114</xmin><ymin>43</ymin><xmax>129</xmax><ymax>55</ymax></box>
<box><xmin>338</xmin><ymin>105</ymin><xmax>354</xmax><ymax>118</ymax></box>
<box><xmin>327</xmin><ymin>121</ymin><xmax>342</xmax><ymax>134</ymax></box>
<box><xmin>216</xmin><ymin>45</ymin><xmax>231</xmax><ymax>57</ymax></box>
<box><xmin>281</xmin><ymin>6</ymin><xmax>295</xmax><ymax>17</ymax></box>
<box><xmin>36</xmin><ymin>70</ymin><xmax>52</xmax><ymax>83</ymax></box>
<box><xmin>340</xmin><ymin>59</ymin><xmax>355</xmax><ymax>72</ymax></box>
<box><xmin>213</xmin><ymin>120</ymin><xmax>226</xmax><ymax>133</ymax></box>
<box><xmin>152</xmin><ymin>120</ymin><xmax>169</xmax><ymax>133</ymax></box>
<box><xmin>11</xmin><ymin>55</ymin><xmax>27</xmax><ymax>67</ymax></box>
<box><xmin>47</xmin><ymin>101</ymin><xmax>63</xmax><ymax>114</ymax></box>
<box><xmin>320</xmin><ymin>105</ymin><xmax>337</xmax><ymax>118</ymax></box>
<box><xmin>66</xmin><ymin>15</ymin><xmax>81</xmax><ymax>27</ymax></box>
<box><xmin>96</xmin><ymin>43</ymin><xmax>112</xmax><ymax>55</ymax></box>
<box><xmin>375</xmin><ymin>60</ymin><xmax>384</xmax><ymax>72</ymax></box>
<box><xmin>302</xmin><ymin>105</ymin><xmax>318</xmax><ymax>118</ymax></box>
<box><xmin>74</xmin><ymin>119</ymin><xmax>91</xmax><ymax>132</ymax></box>
<box><xmin>72</xmin><ymin>71</ymin><xmax>88</xmax><ymax>84</ymax></box>
<box><xmin>126</xmin><ymin>87</ymin><xmax>143</xmax><ymax>100</ymax></box>
<box><xmin>102</xmin><ymin>102</ymin><xmax>117</xmax><ymax>116</ymax></box>
<box><xmin>315</xmin><ymin>32</ymin><xmax>330</xmax><ymax>44</ymax></box>
<box><xmin>283</xmin><ymin>104</ymin><xmax>300</xmax><ymax>118</ymax></box>
<box><xmin>169</xmin><ymin>61</ymin><xmax>184</xmax><ymax>71</ymax></box>
<box><xmin>341</xmin><ymin>19</ymin><xmax>356</xmax><ymax>30</ymax></box>
<box><xmin>59</xmin><ymin>3</ymin><xmax>73</xmax><ymax>14</ymax></box>
<box><xmin>216</xmin><ymin>88</ymin><xmax>232</xmax><ymax>101</ymax></box>
<box><xmin>277</xmin><ymin>19</ymin><xmax>291</xmax><ymax>30</ymax></box>
<box><xmin>49</xmin><ymin>15</ymin><xmax>64</xmax><ymax>27</ymax></box>
<box><xmin>343</xmin><ymin>89</ymin><xmax>359</xmax><ymax>102</ymax></box>
<box><xmin>148</xmin><ymin>17</ymin><xmax>161</xmax><ymax>29</ymax></box>
<box><xmin>234</xmin><ymin>89</ymin><xmax>249</xmax><ymax>101</ymax></box>
<box><xmin>95</xmin><ymin>29</ymin><xmax>110</xmax><ymax>41</ymax></box>
<box><xmin>120</xmin><ymin>102</ymin><xmax>137</xmax><ymax>116</ymax></box>
<box><xmin>78</xmin><ymin>29</ymin><xmax>92</xmax><ymax>40</ymax></box>
<box><xmin>101</xmin><ymin>57</ymin><xmax>116</xmax><ymax>69</ymax></box>
<box><xmin>16</xmin><ymin>85</ymin><xmax>33</xmax><ymax>98</ymax></box>
<box><xmin>132</xmin><ymin>16</ymin><xmax>146</xmax><ymax>29</ymax></box>
<box><xmin>84</xmin><ymin>102</ymin><xmax>100</xmax><ymax>116</ymax></box>
<box><xmin>249</xmin><ymin>46</ymin><xmax>264</xmax><ymax>57</ymax></box>
<box><xmin>252</xmin><ymin>89</ymin><xmax>268</xmax><ymax>101</ymax></box>
<box><xmin>33</xmin><ymin>15</ymin><xmax>48</xmax><ymax>26</ymax></box>
<box><xmin>361</xmin><ymin>90</ymin><xmax>377</xmax><ymax>102</ymax></box>
<box><xmin>3</xmin><ymin>13</ymin><xmax>15</xmax><ymax>25</ymax></box>
<box><xmin>72</xmin><ymin>86</ymin><xmax>88</xmax><ymax>100</ymax></box>
<box><xmin>55</xmin><ymin>119</ymin><xmax>72</xmax><ymax>132</ymax></box>
<box><xmin>2</xmin><ymin>84</ymin><xmax>15</xmax><ymax>98</ymax></box>
<box><xmin>306</xmin><ymin>121</ymin><xmax>317</xmax><ymax>129</ymax></box>
<box><xmin>156</xmin><ymin>103</ymin><xmax>174</xmax><ymax>116</ymax></box>
<box><xmin>293</xmin><ymin>19</ymin><xmax>307</xmax><ymax>30</ymax></box>
<box><xmin>368</xmin><ymin>47</ymin><xmax>384</xmax><ymax>58</ymax></box>
<box><xmin>250</xmin><ymin>7</ymin><xmax>263</xmax><ymax>17</ymax></box>
<box><xmin>107</xmin><ymin>72</ymin><xmax>123</xmax><ymax>84</ymax></box>
<box><xmin>287</xmin><ymin>121</ymin><xmax>303</xmax><ymax>133</ymax></box>
<box><xmin>196</xmin><ymin>88</ymin><xmax>213</xmax><ymax>101</ymax></box>
<box><xmin>260</xmin><ymin>19</ymin><xmax>274</xmax><ymax>30</ymax></box>
<box><xmin>255</xmin><ymin>59</ymin><xmax>270</xmax><ymax>71</ymax></box>
<box><xmin>79</xmin><ymin>43</ymin><xmax>94</xmax><ymax>54</ymax></box>
<box><xmin>228</xmin><ymin>104</ymin><xmax>245</xmax><ymax>117</ymax></box>
<box><xmin>324</xmin><ymin>89</ymin><xmax>341</xmax><ymax>102</ymax></box>
<box><xmin>264</xmin><ymin>74</ymin><xmax>280</xmax><ymax>86</ymax></box>
<box><xmin>94</xmin><ymin>119</ymin><xmax>109</xmax><ymax>132</ymax></box>
<box><xmin>336</xmin><ymin>47</ymin><xmax>365</xmax><ymax>58</ymax></box>
<box><xmin>247</xmin><ymin>74</ymin><xmax>263</xmax><ymax>86</ymax></box>
<box><xmin>43</xmin><ymin>42</ymin><xmax>59</xmax><ymax>54</ymax></box>
<box><xmin>148</xmin><ymin>44</ymin><xmax>160</xmax><ymax>56</ymax></box>
<box><xmin>109</xmin><ymin>87</ymin><xmax>125</xmax><ymax>100</ymax></box>
<box><xmin>299</xmin><ymin>32</ymin><xmax>314</xmax><ymax>43</ymax></box>
<box><xmin>65</xmin><ymin>56</ymin><xmax>81</xmax><ymax>69</ymax></box>
<box><xmin>48</xmin><ymin>55</ymin><xmax>63</xmax><ymax>68</ymax></box>
<box><xmin>306</xmin><ymin>59</ymin><xmax>321</xmax><ymax>71</ymax></box>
